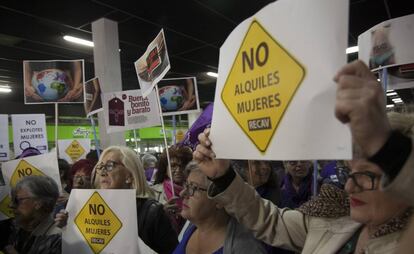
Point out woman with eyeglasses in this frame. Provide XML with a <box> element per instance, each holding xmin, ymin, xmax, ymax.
<box><xmin>172</xmin><ymin>161</ymin><xmax>267</xmax><ymax>254</ymax></box>
<box><xmin>68</xmin><ymin>159</ymin><xmax>95</xmax><ymax>190</ymax></box>
<box><xmin>4</xmin><ymin>175</ymin><xmax>61</xmax><ymax>254</ymax></box>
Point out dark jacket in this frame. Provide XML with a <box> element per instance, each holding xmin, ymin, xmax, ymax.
<box><xmin>137</xmin><ymin>198</ymin><xmax>178</xmax><ymax>254</ymax></box>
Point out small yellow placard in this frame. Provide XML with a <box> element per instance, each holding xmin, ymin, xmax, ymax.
<box><xmin>0</xmin><ymin>195</ymin><xmax>14</xmax><ymax>218</ymax></box>
<box><xmin>221</xmin><ymin>20</ymin><xmax>305</xmax><ymax>153</ymax></box>
<box><xmin>75</xmin><ymin>191</ymin><xmax>122</xmax><ymax>254</ymax></box>
<box><xmin>65</xmin><ymin>140</ymin><xmax>85</xmax><ymax>163</ymax></box>
<box><xmin>10</xmin><ymin>160</ymin><xmax>45</xmax><ymax>187</ymax></box>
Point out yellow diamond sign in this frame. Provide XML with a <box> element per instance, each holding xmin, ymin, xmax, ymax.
<box><xmin>75</xmin><ymin>191</ymin><xmax>122</xmax><ymax>254</ymax></box>
<box><xmin>0</xmin><ymin>195</ymin><xmax>14</xmax><ymax>218</ymax></box>
<box><xmin>10</xmin><ymin>160</ymin><xmax>45</xmax><ymax>187</ymax></box>
<box><xmin>221</xmin><ymin>20</ymin><xmax>306</xmax><ymax>153</ymax></box>
<box><xmin>65</xmin><ymin>140</ymin><xmax>85</xmax><ymax>163</ymax></box>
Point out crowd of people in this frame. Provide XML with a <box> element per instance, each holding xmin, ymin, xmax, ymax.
<box><xmin>1</xmin><ymin>60</ymin><xmax>413</xmax><ymax>254</ymax></box>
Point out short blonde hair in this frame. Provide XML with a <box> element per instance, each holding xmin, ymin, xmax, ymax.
<box><xmin>388</xmin><ymin>112</ymin><xmax>414</xmax><ymax>137</ymax></box>
<box><xmin>93</xmin><ymin>146</ymin><xmax>154</xmax><ymax>198</ymax></box>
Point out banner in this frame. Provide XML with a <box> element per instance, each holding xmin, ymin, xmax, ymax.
<box><xmin>210</xmin><ymin>0</ymin><xmax>351</xmax><ymax>160</ymax></box>
<box><xmin>358</xmin><ymin>14</ymin><xmax>414</xmax><ymax>71</ymax></box>
<box><xmin>12</xmin><ymin>114</ymin><xmax>48</xmax><ymax>156</ymax></box>
<box><xmin>63</xmin><ymin>189</ymin><xmax>147</xmax><ymax>254</ymax></box>
<box><xmin>23</xmin><ymin>60</ymin><xmax>85</xmax><ymax>104</ymax></box>
<box><xmin>135</xmin><ymin>29</ymin><xmax>171</xmax><ymax>97</ymax></box>
<box><xmin>84</xmin><ymin>77</ymin><xmax>103</xmax><ymax>117</ymax></box>
<box><xmin>102</xmin><ymin>89</ymin><xmax>161</xmax><ymax>134</ymax></box>
<box><xmin>157</xmin><ymin>77</ymin><xmax>200</xmax><ymax>116</ymax></box>
<box><xmin>1</xmin><ymin>152</ymin><xmax>61</xmax><ymax>191</ymax></box>
<box><xmin>0</xmin><ymin>115</ymin><xmax>10</xmax><ymax>161</ymax></box>
<box><xmin>58</xmin><ymin>139</ymin><xmax>91</xmax><ymax>164</ymax></box>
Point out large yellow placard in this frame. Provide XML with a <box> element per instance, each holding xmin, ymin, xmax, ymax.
<box><xmin>10</xmin><ymin>160</ymin><xmax>45</xmax><ymax>187</ymax></box>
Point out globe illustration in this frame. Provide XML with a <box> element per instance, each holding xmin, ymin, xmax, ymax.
<box><xmin>159</xmin><ymin>85</ymin><xmax>184</xmax><ymax>111</ymax></box>
<box><xmin>32</xmin><ymin>69</ymin><xmax>69</xmax><ymax>101</ymax></box>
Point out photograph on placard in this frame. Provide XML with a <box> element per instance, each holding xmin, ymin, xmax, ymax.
<box><xmin>84</xmin><ymin>77</ymin><xmax>103</xmax><ymax>117</ymax></box>
<box><xmin>358</xmin><ymin>14</ymin><xmax>414</xmax><ymax>71</ymax></box>
<box><xmin>157</xmin><ymin>77</ymin><xmax>200</xmax><ymax>116</ymax></box>
<box><xmin>23</xmin><ymin>60</ymin><xmax>85</xmax><ymax>104</ymax></box>
<box><xmin>134</xmin><ymin>29</ymin><xmax>171</xmax><ymax>97</ymax></box>
<box><xmin>376</xmin><ymin>63</ymin><xmax>414</xmax><ymax>90</ymax></box>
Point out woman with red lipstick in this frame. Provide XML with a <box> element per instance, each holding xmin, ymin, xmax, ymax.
<box><xmin>193</xmin><ymin>61</ymin><xmax>414</xmax><ymax>253</ymax></box>
<box><xmin>172</xmin><ymin>161</ymin><xmax>267</xmax><ymax>254</ymax></box>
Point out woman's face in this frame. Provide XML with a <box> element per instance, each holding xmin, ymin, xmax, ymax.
<box><xmin>285</xmin><ymin>160</ymin><xmax>311</xmax><ymax>179</ymax></box>
<box><xmin>248</xmin><ymin>161</ymin><xmax>271</xmax><ymax>187</ymax></box>
<box><xmin>168</xmin><ymin>157</ymin><xmax>186</xmax><ymax>185</ymax></box>
<box><xmin>96</xmin><ymin>151</ymin><xmax>133</xmax><ymax>189</ymax></box>
<box><xmin>345</xmin><ymin>159</ymin><xmax>409</xmax><ymax>226</ymax></box>
<box><xmin>10</xmin><ymin>188</ymin><xmax>40</xmax><ymax>227</ymax></box>
<box><xmin>180</xmin><ymin>172</ymin><xmax>214</xmax><ymax>223</ymax></box>
<box><xmin>72</xmin><ymin>168</ymin><xmax>92</xmax><ymax>189</ymax></box>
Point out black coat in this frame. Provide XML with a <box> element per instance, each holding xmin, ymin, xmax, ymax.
<box><xmin>137</xmin><ymin>198</ymin><xmax>178</xmax><ymax>254</ymax></box>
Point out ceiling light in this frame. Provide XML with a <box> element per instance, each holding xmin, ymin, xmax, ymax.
<box><xmin>0</xmin><ymin>85</ymin><xmax>11</xmax><ymax>93</ymax></box>
<box><xmin>392</xmin><ymin>99</ymin><xmax>403</xmax><ymax>103</ymax></box>
<box><xmin>63</xmin><ymin>35</ymin><xmax>94</xmax><ymax>47</ymax></box>
<box><xmin>386</xmin><ymin>92</ymin><xmax>397</xmax><ymax>96</ymax></box>
<box><xmin>346</xmin><ymin>46</ymin><xmax>358</xmax><ymax>54</ymax></box>
<box><xmin>207</xmin><ymin>72</ymin><xmax>218</xmax><ymax>78</ymax></box>
<box><xmin>387</xmin><ymin>89</ymin><xmax>394</xmax><ymax>92</ymax></box>
<box><xmin>386</xmin><ymin>104</ymin><xmax>395</xmax><ymax>108</ymax></box>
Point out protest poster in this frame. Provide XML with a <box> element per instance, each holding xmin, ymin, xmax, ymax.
<box><xmin>0</xmin><ymin>185</ymin><xmax>14</xmax><ymax>221</ymax></box>
<box><xmin>102</xmin><ymin>89</ymin><xmax>161</xmax><ymax>134</ymax></box>
<box><xmin>358</xmin><ymin>14</ymin><xmax>414</xmax><ymax>71</ymax></box>
<box><xmin>210</xmin><ymin>0</ymin><xmax>351</xmax><ymax>160</ymax></box>
<box><xmin>1</xmin><ymin>152</ymin><xmax>61</xmax><ymax>191</ymax></box>
<box><xmin>23</xmin><ymin>60</ymin><xmax>85</xmax><ymax>104</ymax></box>
<box><xmin>58</xmin><ymin>139</ymin><xmax>91</xmax><ymax>164</ymax></box>
<box><xmin>135</xmin><ymin>29</ymin><xmax>171</xmax><ymax>97</ymax></box>
<box><xmin>63</xmin><ymin>189</ymin><xmax>145</xmax><ymax>254</ymax></box>
<box><xmin>84</xmin><ymin>77</ymin><xmax>103</xmax><ymax>117</ymax></box>
<box><xmin>157</xmin><ymin>77</ymin><xmax>200</xmax><ymax>116</ymax></box>
<box><xmin>12</xmin><ymin>114</ymin><xmax>48</xmax><ymax>156</ymax></box>
<box><xmin>0</xmin><ymin>115</ymin><xmax>10</xmax><ymax>161</ymax></box>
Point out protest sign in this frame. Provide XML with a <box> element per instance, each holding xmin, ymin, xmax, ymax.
<box><xmin>0</xmin><ymin>185</ymin><xmax>13</xmax><ymax>221</ymax></box>
<box><xmin>84</xmin><ymin>77</ymin><xmax>103</xmax><ymax>117</ymax></box>
<box><xmin>210</xmin><ymin>0</ymin><xmax>351</xmax><ymax>160</ymax></box>
<box><xmin>23</xmin><ymin>60</ymin><xmax>85</xmax><ymax>104</ymax></box>
<box><xmin>135</xmin><ymin>29</ymin><xmax>171</xmax><ymax>97</ymax></box>
<box><xmin>63</xmin><ymin>189</ymin><xmax>143</xmax><ymax>254</ymax></box>
<box><xmin>58</xmin><ymin>139</ymin><xmax>91</xmax><ymax>163</ymax></box>
<box><xmin>157</xmin><ymin>77</ymin><xmax>200</xmax><ymax>116</ymax></box>
<box><xmin>0</xmin><ymin>115</ymin><xmax>10</xmax><ymax>161</ymax></box>
<box><xmin>102</xmin><ymin>89</ymin><xmax>160</xmax><ymax>134</ymax></box>
<box><xmin>1</xmin><ymin>152</ymin><xmax>61</xmax><ymax>191</ymax></box>
<box><xmin>12</xmin><ymin>114</ymin><xmax>48</xmax><ymax>156</ymax></box>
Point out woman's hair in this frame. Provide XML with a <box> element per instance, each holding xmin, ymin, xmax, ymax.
<box><xmin>12</xmin><ymin>175</ymin><xmax>59</xmax><ymax>214</ymax></box>
<box><xmin>388</xmin><ymin>112</ymin><xmax>414</xmax><ymax>137</ymax></box>
<box><xmin>141</xmin><ymin>153</ymin><xmax>158</xmax><ymax>169</ymax></box>
<box><xmin>68</xmin><ymin>159</ymin><xmax>96</xmax><ymax>189</ymax></box>
<box><xmin>93</xmin><ymin>146</ymin><xmax>153</xmax><ymax>198</ymax></box>
<box><xmin>184</xmin><ymin>160</ymin><xmax>211</xmax><ymax>187</ymax></box>
<box><xmin>154</xmin><ymin>145</ymin><xmax>193</xmax><ymax>184</ymax></box>
<box><xmin>232</xmin><ymin>160</ymin><xmax>279</xmax><ymax>188</ymax></box>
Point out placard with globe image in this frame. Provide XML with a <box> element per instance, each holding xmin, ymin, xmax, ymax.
<box><xmin>23</xmin><ymin>60</ymin><xmax>85</xmax><ymax>104</ymax></box>
<box><xmin>157</xmin><ymin>77</ymin><xmax>200</xmax><ymax>116</ymax></box>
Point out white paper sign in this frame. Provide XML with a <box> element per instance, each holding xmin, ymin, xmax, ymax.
<box><xmin>135</xmin><ymin>29</ymin><xmax>171</xmax><ymax>97</ymax></box>
<box><xmin>102</xmin><ymin>89</ymin><xmax>161</xmax><ymax>134</ymax></box>
<box><xmin>210</xmin><ymin>0</ymin><xmax>351</xmax><ymax>160</ymax></box>
<box><xmin>358</xmin><ymin>14</ymin><xmax>414</xmax><ymax>71</ymax></box>
<box><xmin>63</xmin><ymin>189</ymin><xmax>143</xmax><ymax>254</ymax></box>
<box><xmin>11</xmin><ymin>114</ymin><xmax>48</xmax><ymax>156</ymax></box>
<box><xmin>0</xmin><ymin>115</ymin><xmax>10</xmax><ymax>161</ymax></box>
<box><xmin>1</xmin><ymin>152</ymin><xmax>61</xmax><ymax>191</ymax></box>
<box><xmin>58</xmin><ymin>139</ymin><xmax>91</xmax><ymax>164</ymax></box>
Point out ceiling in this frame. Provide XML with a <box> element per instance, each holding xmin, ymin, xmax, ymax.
<box><xmin>0</xmin><ymin>0</ymin><xmax>413</xmax><ymax>118</ymax></box>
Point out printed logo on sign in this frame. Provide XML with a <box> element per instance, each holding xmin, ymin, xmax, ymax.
<box><xmin>10</xmin><ymin>160</ymin><xmax>45</xmax><ymax>187</ymax></box>
<box><xmin>65</xmin><ymin>140</ymin><xmax>85</xmax><ymax>163</ymax></box>
<box><xmin>221</xmin><ymin>20</ymin><xmax>305</xmax><ymax>153</ymax></box>
<box><xmin>75</xmin><ymin>191</ymin><xmax>122</xmax><ymax>254</ymax></box>
<box><xmin>0</xmin><ymin>195</ymin><xmax>14</xmax><ymax>218</ymax></box>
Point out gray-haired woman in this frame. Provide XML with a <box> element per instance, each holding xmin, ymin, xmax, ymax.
<box><xmin>4</xmin><ymin>175</ymin><xmax>61</xmax><ymax>254</ymax></box>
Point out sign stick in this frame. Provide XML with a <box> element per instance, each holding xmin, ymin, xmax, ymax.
<box><xmin>312</xmin><ymin>160</ymin><xmax>318</xmax><ymax>197</ymax></box>
<box><xmin>172</xmin><ymin>115</ymin><xmax>176</xmax><ymax>145</ymax></box>
<box><xmin>154</xmin><ymin>86</ymin><xmax>175</xmax><ymax>196</ymax></box>
<box><xmin>89</xmin><ymin>116</ymin><xmax>101</xmax><ymax>159</ymax></box>
<box><xmin>133</xmin><ymin>129</ymin><xmax>139</xmax><ymax>152</ymax></box>
<box><xmin>381</xmin><ymin>68</ymin><xmax>388</xmax><ymax>93</ymax></box>
<box><xmin>55</xmin><ymin>103</ymin><xmax>59</xmax><ymax>155</ymax></box>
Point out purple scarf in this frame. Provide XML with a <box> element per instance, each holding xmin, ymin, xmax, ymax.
<box><xmin>280</xmin><ymin>172</ymin><xmax>313</xmax><ymax>209</ymax></box>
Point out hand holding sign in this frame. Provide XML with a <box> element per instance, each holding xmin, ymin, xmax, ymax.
<box><xmin>193</xmin><ymin>128</ymin><xmax>230</xmax><ymax>179</ymax></box>
<box><xmin>334</xmin><ymin>60</ymin><xmax>391</xmax><ymax>157</ymax></box>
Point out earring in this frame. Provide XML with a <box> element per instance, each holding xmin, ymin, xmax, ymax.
<box><xmin>126</xmin><ymin>178</ymin><xmax>132</xmax><ymax>184</ymax></box>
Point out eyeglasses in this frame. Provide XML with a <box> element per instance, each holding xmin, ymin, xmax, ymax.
<box><xmin>336</xmin><ymin>166</ymin><xmax>381</xmax><ymax>191</ymax></box>
<box><xmin>183</xmin><ymin>182</ymin><xmax>207</xmax><ymax>197</ymax></box>
<box><xmin>12</xmin><ymin>196</ymin><xmax>34</xmax><ymax>206</ymax></box>
<box><xmin>73</xmin><ymin>175</ymin><xmax>91</xmax><ymax>181</ymax></box>
<box><xmin>96</xmin><ymin>160</ymin><xmax>124</xmax><ymax>173</ymax></box>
